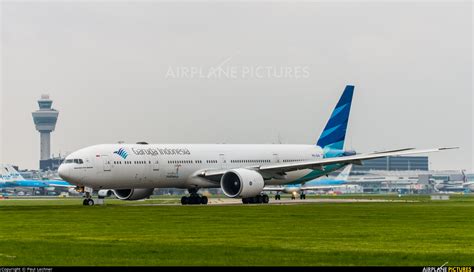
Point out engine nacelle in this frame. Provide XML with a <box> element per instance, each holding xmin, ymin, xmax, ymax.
<box><xmin>98</xmin><ymin>189</ymin><xmax>113</xmax><ymax>198</ymax></box>
<box><xmin>113</xmin><ymin>188</ymin><xmax>154</xmax><ymax>201</ymax></box>
<box><xmin>220</xmin><ymin>169</ymin><xmax>264</xmax><ymax>198</ymax></box>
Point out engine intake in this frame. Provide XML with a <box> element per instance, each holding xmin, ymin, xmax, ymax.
<box><xmin>220</xmin><ymin>169</ymin><xmax>264</xmax><ymax>198</ymax></box>
<box><xmin>113</xmin><ymin>188</ymin><xmax>154</xmax><ymax>200</ymax></box>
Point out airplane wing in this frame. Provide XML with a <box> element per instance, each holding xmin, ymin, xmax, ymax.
<box><xmin>198</xmin><ymin>147</ymin><xmax>457</xmax><ymax>180</ymax></box>
<box><xmin>301</xmin><ymin>185</ymin><xmax>349</xmax><ymax>191</ymax></box>
<box><xmin>262</xmin><ymin>187</ymin><xmax>285</xmax><ymax>192</ymax></box>
<box><xmin>43</xmin><ymin>181</ymin><xmax>75</xmax><ymax>188</ymax></box>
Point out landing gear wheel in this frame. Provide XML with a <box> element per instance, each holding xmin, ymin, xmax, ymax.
<box><xmin>87</xmin><ymin>199</ymin><xmax>94</xmax><ymax>206</ymax></box>
<box><xmin>256</xmin><ymin>195</ymin><xmax>263</xmax><ymax>203</ymax></box>
<box><xmin>82</xmin><ymin>199</ymin><xmax>88</xmax><ymax>206</ymax></box>
<box><xmin>275</xmin><ymin>194</ymin><xmax>281</xmax><ymax>200</ymax></box>
<box><xmin>183</xmin><ymin>188</ymin><xmax>208</xmax><ymax>205</ymax></box>
<box><xmin>242</xmin><ymin>198</ymin><xmax>249</xmax><ymax>204</ymax></box>
<box><xmin>262</xmin><ymin>194</ymin><xmax>269</xmax><ymax>204</ymax></box>
<box><xmin>291</xmin><ymin>196</ymin><xmax>296</xmax><ymax>200</ymax></box>
<box><xmin>301</xmin><ymin>194</ymin><xmax>306</xmax><ymax>200</ymax></box>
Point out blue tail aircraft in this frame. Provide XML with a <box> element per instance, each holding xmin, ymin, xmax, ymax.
<box><xmin>264</xmin><ymin>164</ymin><xmax>353</xmax><ymax>199</ymax></box>
<box><xmin>0</xmin><ymin>164</ymin><xmax>73</xmax><ymax>190</ymax></box>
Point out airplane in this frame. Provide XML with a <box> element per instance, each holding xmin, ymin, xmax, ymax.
<box><xmin>433</xmin><ymin>170</ymin><xmax>474</xmax><ymax>193</ymax></box>
<box><xmin>58</xmin><ymin>85</ymin><xmax>457</xmax><ymax>206</ymax></box>
<box><xmin>462</xmin><ymin>170</ymin><xmax>474</xmax><ymax>192</ymax></box>
<box><xmin>264</xmin><ymin>164</ymin><xmax>353</xmax><ymax>200</ymax></box>
<box><xmin>0</xmin><ymin>164</ymin><xmax>74</xmax><ymax>192</ymax></box>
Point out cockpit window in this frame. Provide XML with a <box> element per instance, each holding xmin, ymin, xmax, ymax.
<box><xmin>65</xmin><ymin>159</ymin><xmax>83</xmax><ymax>164</ymax></box>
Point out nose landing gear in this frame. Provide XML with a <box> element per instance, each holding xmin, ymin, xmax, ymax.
<box><xmin>82</xmin><ymin>187</ymin><xmax>95</xmax><ymax>206</ymax></box>
<box><xmin>82</xmin><ymin>198</ymin><xmax>94</xmax><ymax>206</ymax></box>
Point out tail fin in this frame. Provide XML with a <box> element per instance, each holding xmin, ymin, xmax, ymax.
<box><xmin>0</xmin><ymin>164</ymin><xmax>25</xmax><ymax>182</ymax></box>
<box><xmin>317</xmin><ymin>85</ymin><xmax>354</xmax><ymax>151</ymax></box>
<box><xmin>335</xmin><ymin>164</ymin><xmax>352</xmax><ymax>181</ymax></box>
<box><xmin>0</xmin><ymin>166</ymin><xmax>6</xmax><ymax>183</ymax></box>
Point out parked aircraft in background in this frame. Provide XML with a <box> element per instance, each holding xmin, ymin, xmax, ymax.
<box><xmin>264</xmin><ymin>164</ymin><xmax>353</xmax><ymax>199</ymax></box>
<box><xmin>434</xmin><ymin>170</ymin><xmax>474</xmax><ymax>193</ymax></box>
<box><xmin>0</xmin><ymin>164</ymin><xmax>73</xmax><ymax>191</ymax></box>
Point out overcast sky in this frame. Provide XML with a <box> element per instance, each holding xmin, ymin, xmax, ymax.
<box><xmin>1</xmin><ymin>1</ymin><xmax>472</xmax><ymax>171</ymax></box>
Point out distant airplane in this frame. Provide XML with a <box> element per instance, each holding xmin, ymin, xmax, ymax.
<box><xmin>0</xmin><ymin>164</ymin><xmax>73</xmax><ymax>191</ymax></box>
<box><xmin>434</xmin><ymin>170</ymin><xmax>474</xmax><ymax>193</ymax></box>
<box><xmin>461</xmin><ymin>170</ymin><xmax>474</xmax><ymax>192</ymax></box>
<box><xmin>264</xmin><ymin>164</ymin><xmax>353</xmax><ymax>199</ymax></box>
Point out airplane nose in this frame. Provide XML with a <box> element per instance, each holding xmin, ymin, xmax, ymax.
<box><xmin>58</xmin><ymin>164</ymin><xmax>71</xmax><ymax>181</ymax></box>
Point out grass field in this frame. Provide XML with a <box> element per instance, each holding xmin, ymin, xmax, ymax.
<box><xmin>0</xmin><ymin>195</ymin><xmax>473</xmax><ymax>266</ymax></box>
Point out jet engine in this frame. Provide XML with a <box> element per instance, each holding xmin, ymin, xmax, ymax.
<box><xmin>98</xmin><ymin>189</ymin><xmax>113</xmax><ymax>198</ymax></box>
<box><xmin>113</xmin><ymin>188</ymin><xmax>154</xmax><ymax>200</ymax></box>
<box><xmin>220</xmin><ymin>169</ymin><xmax>264</xmax><ymax>198</ymax></box>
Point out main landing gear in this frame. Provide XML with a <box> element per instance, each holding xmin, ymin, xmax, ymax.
<box><xmin>242</xmin><ymin>194</ymin><xmax>269</xmax><ymax>204</ymax></box>
<box><xmin>181</xmin><ymin>188</ymin><xmax>208</xmax><ymax>205</ymax></box>
<box><xmin>300</xmin><ymin>193</ymin><xmax>306</xmax><ymax>200</ymax></box>
<box><xmin>274</xmin><ymin>194</ymin><xmax>281</xmax><ymax>200</ymax></box>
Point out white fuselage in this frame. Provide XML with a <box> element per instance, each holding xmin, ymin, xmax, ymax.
<box><xmin>59</xmin><ymin>144</ymin><xmax>325</xmax><ymax>190</ymax></box>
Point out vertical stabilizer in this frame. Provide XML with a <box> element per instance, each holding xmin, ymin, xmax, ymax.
<box><xmin>317</xmin><ymin>85</ymin><xmax>354</xmax><ymax>152</ymax></box>
<box><xmin>0</xmin><ymin>164</ymin><xmax>25</xmax><ymax>182</ymax></box>
<box><xmin>335</xmin><ymin>164</ymin><xmax>352</xmax><ymax>181</ymax></box>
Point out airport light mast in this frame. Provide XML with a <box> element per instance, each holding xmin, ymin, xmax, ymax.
<box><xmin>32</xmin><ymin>94</ymin><xmax>59</xmax><ymax>164</ymax></box>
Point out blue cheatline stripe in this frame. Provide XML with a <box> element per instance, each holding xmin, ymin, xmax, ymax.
<box><xmin>326</xmin><ymin>141</ymin><xmax>344</xmax><ymax>148</ymax></box>
<box><xmin>289</xmin><ymin>163</ymin><xmax>345</xmax><ymax>185</ymax></box>
<box><xmin>322</xmin><ymin>144</ymin><xmax>345</xmax><ymax>157</ymax></box>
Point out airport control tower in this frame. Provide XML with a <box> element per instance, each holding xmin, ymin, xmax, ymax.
<box><xmin>32</xmin><ymin>95</ymin><xmax>59</xmax><ymax>163</ymax></box>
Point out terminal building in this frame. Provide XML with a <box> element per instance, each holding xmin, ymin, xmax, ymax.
<box><xmin>39</xmin><ymin>156</ymin><xmax>64</xmax><ymax>172</ymax></box>
<box><xmin>352</xmin><ymin>156</ymin><xmax>429</xmax><ymax>172</ymax></box>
